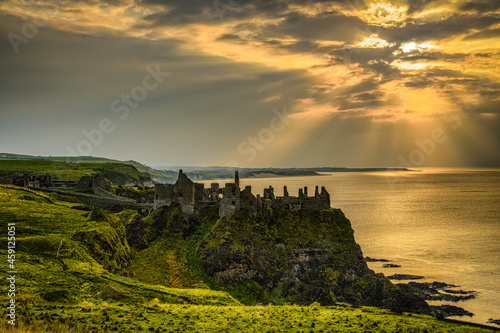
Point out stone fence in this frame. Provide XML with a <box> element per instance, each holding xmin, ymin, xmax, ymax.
<box><xmin>31</xmin><ymin>187</ymin><xmax>152</xmax><ymax>211</ymax></box>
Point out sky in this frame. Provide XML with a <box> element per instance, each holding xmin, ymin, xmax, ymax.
<box><xmin>0</xmin><ymin>0</ymin><xmax>499</xmax><ymax>168</ymax></box>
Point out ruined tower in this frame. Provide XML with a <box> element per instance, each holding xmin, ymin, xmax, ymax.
<box><xmin>153</xmin><ymin>169</ymin><xmax>196</xmax><ymax>213</ymax></box>
<box><xmin>219</xmin><ymin>171</ymin><xmax>241</xmax><ymax>218</ymax></box>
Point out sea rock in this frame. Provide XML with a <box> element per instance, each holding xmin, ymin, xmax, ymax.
<box><xmin>387</xmin><ymin>274</ymin><xmax>424</xmax><ymax>280</ymax></box>
<box><xmin>431</xmin><ymin>281</ymin><xmax>458</xmax><ymax>289</ymax></box>
<box><xmin>430</xmin><ymin>305</ymin><xmax>473</xmax><ymax>318</ymax></box>
<box><xmin>383</xmin><ymin>264</ymin><xmax>401</xmax><ymax>268</ymax></box>
<box><xmin>487</xmin><ymin>319</ymin><xmax>500</xmax><ymax>325</ymax></box>
<box><xmin>437</xmin><ymin>293</ymin><xmax>475</xmax><ymax>302</ymax></box>
<box><xmin>398</xmin><ymin>282</ymin><xmax>476</xmax><ymax>302</ymax></box>
<box><xmin>443</xmin><ymin>289</ymin><xmax>473</xmax><ymax>294</ymax></box>
<box><xmin>364</xmin><ymin>257</ymin><xmax>390</xmax><ymax>262</ymax></box>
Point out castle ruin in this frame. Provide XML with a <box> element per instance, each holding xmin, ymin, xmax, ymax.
<box><xmin>10</xmin><ymin>172</ymin><xmax>110</xmax><ymax>190</ymax></box>
<box><xmin>154</xmin><ymin>170</ymin><xmax>331</xmax><ymax>217</ymax></box>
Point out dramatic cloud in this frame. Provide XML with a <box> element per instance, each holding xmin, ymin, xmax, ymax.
<box><xmin>1</xmin><ymin>0</ymin><xmax>499</xmax><ymax>167</ymax></box>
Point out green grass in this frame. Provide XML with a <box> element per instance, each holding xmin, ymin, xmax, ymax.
<box><xmin>1</xmin><ymin>302</ymin><xmax>494</xmax><ymax>332</ymax></box>
<box><xmin>108</xmin><ymin>185</ymin><xmax>154</xmax><ymax>202</ymax></box>
<box><xmin>123</xmin><ymin>205</ymin><xmax>220</xmax><ymax>289</ymax></box>
<box><xmin>0</xmin><ymin>159</ymin><xmax>151</xmax><ymax>185</ymax></box>
<box><xmin>126</xmin><ymin>237</ymin><xmax>206</xmax><ymax>288</ymax></box>
<box><xmin>0</xmin><ymin>153</ymin><xmax>175</xmax><ymax>183</ymax></box>
<box><xmin>0</xmin><ymin>185</ymin><xmax>495</xmax><ymax>332</ymax></box>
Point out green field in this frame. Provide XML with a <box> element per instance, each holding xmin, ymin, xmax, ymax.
<box><xmin>0</xmin><ymin>159</ymin><xmax>151</xmax><ymax>185</ymax></box>
<box><xmin>0</xmin><ymin>185</ymin><xmax>495</xmax><ymax>332</ymax></box>
<box><xmin>0</xmin><ymin>153</ymin><xmax>176</xmax><ymax>183</ymax></box>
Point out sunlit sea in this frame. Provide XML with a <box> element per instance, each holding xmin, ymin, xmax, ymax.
<box><xmin>203</xmin><ymin>168</ymin><xmax>500</xmax><ymax>326</ymax></box>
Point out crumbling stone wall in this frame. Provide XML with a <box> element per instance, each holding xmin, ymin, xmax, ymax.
<box><xmin>219</xmin><ymin>183</ymin><xmax>241</xmax><ymax>218</ymax></box>
<box><xmin>154</xmin><ymin>170</ymin><xmax>195</xmax><ymax>214</ymax></box>
<box><xmin>154</xmin><ymin>170</ymin><xmax>332</xmax><ymax>218</ymax></box>
<box><xmin>239</xmin><ymin>186</ymin><xmax>257</xmax><ymax>214</ymax></box>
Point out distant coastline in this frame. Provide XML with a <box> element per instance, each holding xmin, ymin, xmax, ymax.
<box><xmin>176</xmin><ymin>167</ymin><xmax>417</xmax><ymax>181</ymax></box>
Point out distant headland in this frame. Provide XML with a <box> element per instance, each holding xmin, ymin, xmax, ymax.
<box><xmin>151</xmin><ymin>166</ymin><xmax>417</xmax><ymax>181</ymax></box>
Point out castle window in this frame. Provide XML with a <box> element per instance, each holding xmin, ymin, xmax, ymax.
<box><xmin>232</xmin><ymin>201</ymin><xmax>235</xmax><ymax>205</ymax></box>
<box><xmin>232</xmin><ymin>188</ymin><xmax>236</xmax><ymax>195</ymax></box>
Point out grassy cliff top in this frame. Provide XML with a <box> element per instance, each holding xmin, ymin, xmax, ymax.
<box><xmin>0</xmin><ymin>159</ymin><xmax>151</xmax><ymax>185</ymax></box>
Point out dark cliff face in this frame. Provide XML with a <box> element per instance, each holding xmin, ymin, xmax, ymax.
<box><xmin>199</xmin><ymin>208</ymin><xmax>429</xmax><ymax>314</ymax></box>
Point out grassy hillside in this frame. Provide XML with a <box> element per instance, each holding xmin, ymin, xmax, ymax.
<box><xmin>0</xmin><ymin>185</ymin><xmax>495</xmax><ymax>332</ymax></box>
<box><xmin>0</xmin><ymin>153</ymin><xmax>175</xmax><ymax>183</ymax></box>
<box><xmin>0</xmin><ymin>185</ymin><xmax>238</xmax><ymax>332</ymax></box>
<box><xmin>0</xmin><ymin>160</ymin><xmax>151</xmax><ymax>185</ymax></box>
<box><xmin>123</xmin><ymin>205</ymin><xmax>220</xmax><ymax>290</ymax></box>
<box><xmin>108</xmin><ymin>185</ymin><xmax>154</xmax><ymax>202</ymax></box>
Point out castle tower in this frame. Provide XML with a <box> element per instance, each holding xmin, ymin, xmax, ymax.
<box><xmin>315</xmin><ymin>186</ymin><xmax>319</xmax><ymax>198</ymax></box>
<box><xmin>219</xmin><ymin>182</ymin><xmax>241</xmax><ymax>217</ymax></box>
<box><xmin>174</xmin><ymin>170</ymin><xmax>195</xmax><ymax>214</ymax></box>
<box><xmin>263</xmin><ymin>186</ymin><xmax>275</xmax><ymax>200</ymax></box>
<box><xmin>283</xmin><ymin>186</ymin><xmax>289</xmax><ymax>197</ymax></box>
<box><xmin>235</xmin><ymin>171</ymin><xmax>240</xmax><ymax>188</ymax></box>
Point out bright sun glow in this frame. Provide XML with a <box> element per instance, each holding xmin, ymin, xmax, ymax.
<box><xmin>358</xmin><ymin>35</ymin><xmax>393</xmax><ymax>48</ymax></box>
<box><xmin>391</xmin><ymin>59</ymin><xmax>434</xmax><ymax>70</ymax></box>
<box><xmin>401</xmin><ymin>42</ymin><xmax>417</xmax><ymax>53</ymax></box>
<box><xmin>400</xmin><ymin>41</ymin><xmax>435</xmax><ymax>53</ymax></box>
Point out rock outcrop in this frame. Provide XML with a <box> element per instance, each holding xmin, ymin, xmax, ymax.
<box><xmin>199</xmin><ymin>208</ymin><xmax>430</xmax><ymax>314</ymax></box>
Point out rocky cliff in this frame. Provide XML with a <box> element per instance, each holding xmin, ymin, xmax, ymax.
<box><xmin>198</xmin><ymin>208</ymin><xmax>430</xmax><ymax>314</ymax></box>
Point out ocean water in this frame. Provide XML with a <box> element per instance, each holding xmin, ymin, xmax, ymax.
<box><xmin>205</xmin><ymin>168</ymin><xmax>500</xmax><ymax>326</ymax></box>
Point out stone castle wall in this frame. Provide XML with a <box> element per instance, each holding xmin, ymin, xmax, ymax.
<box><xmin>154</xmin><ymin>171</ymin><xmax>332</xmax><ymax>218</ymax></box>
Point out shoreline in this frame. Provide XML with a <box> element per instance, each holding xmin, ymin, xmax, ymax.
<box><xmin>441</xmin><ymin>318</ymin><xmax>500</xmax><ymax>331</ymax></box>
<box><xmin>192</xmin><ymin>167</ymin><xmax>419</xmax><ymax>182</ymax></box>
